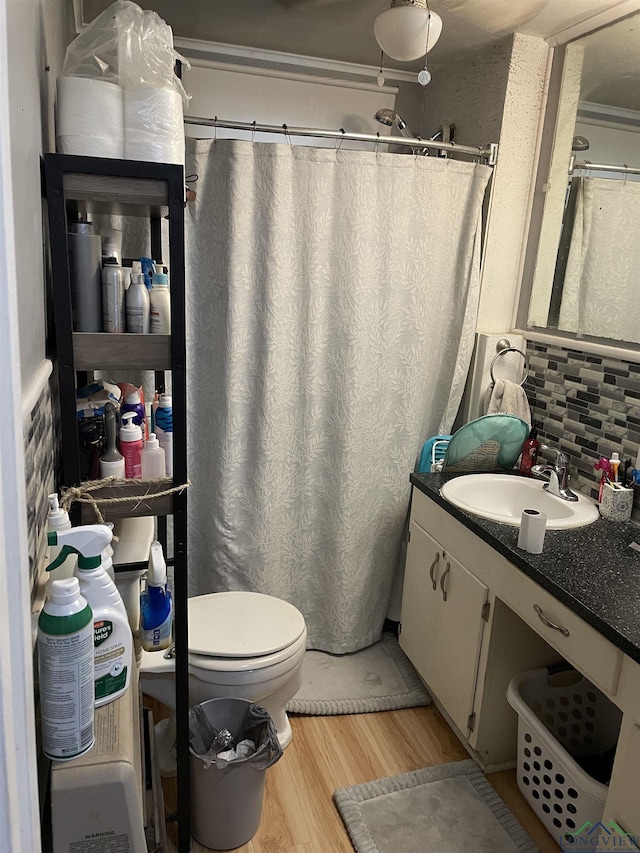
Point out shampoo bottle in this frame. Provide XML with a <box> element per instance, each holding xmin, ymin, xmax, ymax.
<box><xmin>140</xmin><ymin>541</ymin><xmax>173</xmax><ymax>651</ymax></box>
<box><xmin>38</xmin><ymin>577</ymin><xmax>95</xmax><ymax>760</ymax></box>
<box><xmin>119</xmin><ymin>412</ymin><xmax>143</xmax><ymax>479</ymax></box>
<box><xmin>519</xmin><ymin>424</ymin><xmax>540</xmax><ymax>477</ymax></box>
<box><xmin>47</xmin><ymin>524</ymin><xmax>133</xmax><ymax>707</ymax></box>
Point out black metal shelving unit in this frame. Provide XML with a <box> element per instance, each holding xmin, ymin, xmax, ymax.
<box><xmin>44</xmin><ymin>153</ymin><xmax>190</xmax><ymax>853</ymax></box>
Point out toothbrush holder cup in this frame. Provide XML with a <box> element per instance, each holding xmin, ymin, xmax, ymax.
<box><xmin>599</xmin><ymin>485</ymin><xmax>634</xmax><ymax>522</ymax></box>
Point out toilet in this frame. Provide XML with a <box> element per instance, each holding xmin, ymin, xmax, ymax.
<box><xmin>140</xmin><ymin>591</ymin><xmax>307</xmax><ymax>773</ymax></box>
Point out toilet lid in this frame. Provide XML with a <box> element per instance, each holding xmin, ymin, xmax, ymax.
<box><xmin>188</xmin><ymin>591</ymin><xmax>306</xmax><ymax>658</ymax></box>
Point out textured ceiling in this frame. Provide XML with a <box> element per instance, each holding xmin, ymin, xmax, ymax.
<box><xmin>81</xmin><ymin>0</ymin><xmax>639</xmax><ymax>107</ymax></box>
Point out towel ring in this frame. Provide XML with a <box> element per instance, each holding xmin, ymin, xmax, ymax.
<box><xmin>489</xmin><ymin>347</ymin><xmax>528</xmax><ymax>387</ymax></box>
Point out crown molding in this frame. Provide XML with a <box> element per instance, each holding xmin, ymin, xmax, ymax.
<box><xmin>174</xmin><ymin>37</ymin><xmax>417</xmax><ymax>85</ymax></box>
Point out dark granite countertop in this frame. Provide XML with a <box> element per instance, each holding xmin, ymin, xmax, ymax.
<box><xmin>410</xmin><ymin>472</ymin><xmax>640</xmax><ymax>666</ymax></box>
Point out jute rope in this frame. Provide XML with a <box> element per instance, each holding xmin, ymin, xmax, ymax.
<box><xmin>60</xmin><ymin>476</ymin><xmax>191</xmax><ymax>524</ymax></box>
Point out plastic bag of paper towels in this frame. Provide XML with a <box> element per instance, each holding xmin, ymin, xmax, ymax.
<box><xmin>57</xmin><ymin>0</ymin><xmax>189</xmax><ymax>164</ymax></box>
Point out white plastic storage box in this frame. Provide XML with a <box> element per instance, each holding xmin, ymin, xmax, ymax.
<box><xmin>507</xmin><ymin>668</ymin><xmax>622</xmax><ymax>851</ymax></box>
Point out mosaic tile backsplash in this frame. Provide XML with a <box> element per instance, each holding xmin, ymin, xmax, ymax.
<box><xmin>525</xmin><ymin>341</ymin><xmax>640</xmax><ymax>517</ymax></box>
<box><xmin>23</xmin><ymin>379</ymin><xmax>57</xmax><ymax>590</ymax></box>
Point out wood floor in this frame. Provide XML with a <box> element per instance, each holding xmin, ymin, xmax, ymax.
<box><xmin>157</xmin><ymin>702</ymin><xmax>560</xmax><ymax>853</ymax></box>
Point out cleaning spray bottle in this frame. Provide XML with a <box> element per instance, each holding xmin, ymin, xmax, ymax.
<box><xmin>37</xmin><ymin>577</ymin><xmax>95</xmax><ymax>760</ymax></box>
<box><xmin>140</xmin><ymin>541</ymin><xmax>173</xmax><ymax>651</ymax></box>
<box><xmin>47</xmin><ymin>524</ymin><xmax>132</xmax><ymax>707</ymax></box>
<box><xmin>46</xmin><ymin>493</ymin><xmax>77</xmax><ymax>580</ymax></box>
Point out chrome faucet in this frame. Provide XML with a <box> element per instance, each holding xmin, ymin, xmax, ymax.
<box><xmin>531</xmin><ymin>446</ymin><xmax>578</xmax><ymax>501</ymax></box>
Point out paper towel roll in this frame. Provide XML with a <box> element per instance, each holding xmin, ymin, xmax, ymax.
<box><xmin>517</xmin><ymin>508</ymin><xmax>547</xmax><ymax>554</ymax></box>
<box><xmin>56</xmin><ymin>77</ymin><xmax>124</xmax><ymax>158</ymax></box>
<box><xmin>124</xmin><ymin>86</ymin><xmax>185</xmax><ymax>167</ymax></box>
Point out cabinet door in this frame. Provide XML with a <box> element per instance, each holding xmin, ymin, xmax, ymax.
<box><xmin>399</xmin><ymin>520</ymin><xmax>489</xmax><ymax>735</ymax></box>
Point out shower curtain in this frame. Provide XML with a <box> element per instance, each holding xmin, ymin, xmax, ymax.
<box><xmin>185</xmin><ymin>137</ymin><xmax>491</xmax><ymax>653</ymax></box>
<box><xmin>559</xmin><ymin>176</ymin><xmax>640</xmax><ymax>343</ymax></box>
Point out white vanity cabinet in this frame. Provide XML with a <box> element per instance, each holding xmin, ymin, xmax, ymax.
<box><xmin>400</xmin><ymin>520</ymin><xmax>488</xmax><ymax>736</ymax></box>
<box><xmin>400</xmin><ymin>483</ymin><xmax>640</xmax><ymax>839</ymax></box>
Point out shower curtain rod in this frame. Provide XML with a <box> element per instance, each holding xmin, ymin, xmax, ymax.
<box><xmin>569</xmin><ymin>156</ymin><xmax>640</xmax><ymax>176</ymax></box>
<box><xmin>184</xmin><ymin>116</ymin><xmax>499</xmax><ymax>165</ymax></box>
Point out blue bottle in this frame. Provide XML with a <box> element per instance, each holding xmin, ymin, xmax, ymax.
<box><xmin>140</xmin><ymin>541</ymin><xmax>173</xmax><ymax>651</ymax></box>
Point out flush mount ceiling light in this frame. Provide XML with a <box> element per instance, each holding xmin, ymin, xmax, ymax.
<box><xmin>374</xmin><ymin>0</ymin><xmax>442</xmax><ymax>63</ymax></box>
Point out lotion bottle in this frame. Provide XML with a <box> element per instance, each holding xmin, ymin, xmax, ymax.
<box><xmin>47</xmin><ymin>524</ymin><xmax>133</xmax><ymax>707</ymax></box>
<box><xmin>119</xmin><ymin>412</ymin><xmax>143</xmax><ymax>478</ymax></box>
<box><xmin>141</xmin><ymin>432</ymin><xmax>166</xmax><ymax>479</ymax></box>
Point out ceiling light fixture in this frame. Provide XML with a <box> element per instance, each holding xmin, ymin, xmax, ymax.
<box><xmin>374</xmin><ymin>0</ymin><xmax>442</xmax><ymax>63</ymax></box>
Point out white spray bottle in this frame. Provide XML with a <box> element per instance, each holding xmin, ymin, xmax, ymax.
<box><xmin>47</xmin><ymin>524</ymin><xmax>132</xmax><ymax>707</ymax></box>
<box><xmin>140</xmin><ymin>541</ymin><xmax>173</xmax><ymax>651</ymax></box>
<box><xmin>46</xmin><ymin>493</ymin><xmax>77</xmax><ymax>580</ymax></box>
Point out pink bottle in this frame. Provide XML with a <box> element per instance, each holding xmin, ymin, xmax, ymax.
<box><xmin>119</xmin><ymin>412</ymin><xmax>143</xmax><ymax>479</ymax></box>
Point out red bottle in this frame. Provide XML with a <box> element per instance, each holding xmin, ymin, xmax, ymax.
<box><xmin>519</xmin><ymin>425</ymin><xmax>540</xmax><ymax>476</ymax></box>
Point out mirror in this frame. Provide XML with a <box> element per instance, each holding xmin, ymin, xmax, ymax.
<box><xmin>527</xmin><ymin>12</ymin><xmax>640</xmax><ymax>345</ymax></box>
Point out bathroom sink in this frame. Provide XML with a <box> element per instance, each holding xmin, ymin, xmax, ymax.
<box><xmin>440</xmin><ymin>473</ymin><xmax>599</xmax><ymax>530</ymax></box>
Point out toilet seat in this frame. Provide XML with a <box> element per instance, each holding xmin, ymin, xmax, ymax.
<box><xmin>188</xmin><ymin>591</ymin><xmax>307</xmax><ymax>666</ymax></box>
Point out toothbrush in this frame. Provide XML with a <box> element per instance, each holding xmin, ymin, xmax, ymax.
<box><xmin>595</xmin><ymin>457</ymin><xmax>611</xmax><ymax>501</ymax></box>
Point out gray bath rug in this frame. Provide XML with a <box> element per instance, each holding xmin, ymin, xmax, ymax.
<box><xmin>334</xmin><ymin>759</ymin><xmax>539</xmax><ymax>853</ymax></box>
<box><xmin>286</xmin><ymin>632</ymin><xmax>431</xmax><ymax>715</ymax></box>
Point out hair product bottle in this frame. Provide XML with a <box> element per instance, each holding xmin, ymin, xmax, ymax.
<box><xmin>68</xmin><ymin>218</ymin><xmax>102</xmax><ymax>331</ymax></box>
<box><xmin>125</xmin><ymin>261</ymin><xmax>150</xmax><ymax>333</ymax></box>
<box><xmin>99</xmin><ymin>402</ymin><xmax>125</xmax><ymax>478</ymax></box>
<box><xmin>101</xmin><ymin>257</ymin><xmax>125</xmax><ymax>333</ymax></box>
<box><xmin>150</xmin><ymin>267</ymin><xmax>171</xmax><ymax>334</ymax></box>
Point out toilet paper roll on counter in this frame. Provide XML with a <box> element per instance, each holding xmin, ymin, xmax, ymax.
<box><xmin>124</xmin><ymin>86</ymin><xmax>185</xmax><ymax>167</ymax></box>
<box><xmin>56</xmin><ymin>77</ymin><xmax>124</xmax><ymax>159</ymax></box>
<box><xmin>517</xmin><ymin>508</ymin><xmax>547</xmax><ymax>554</ymax></box>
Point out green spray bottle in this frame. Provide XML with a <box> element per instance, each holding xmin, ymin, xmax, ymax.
<box><xmin>48</xmin><ymin>524</ymin><xmax>133</xmax><ymax>707</ymax></box>
<box><xmin>38</xmin><ymin>577</ymin><xmax>95</xmax><ymax>760</ymax></box>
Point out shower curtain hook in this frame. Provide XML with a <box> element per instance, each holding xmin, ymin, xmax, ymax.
<box><xmin>375</xmin><ymin>131</ymin><xmax>381</xmax><ymax>159</ymax></box>
<box><xmin>336</xmin><ymin>128</ymin><xmax>346</xmax><ymax>152</ymax></box>
<box><xmin>213</xmin><ymin>115</ymin><xmax>217</xmax><ymax>145</ymax></box>
<box><xmin>252</xmin><ymin>120</ymin><xmax>256</xmax><ymax>144</ymax></box>
<box><xmin>282</xmin><ymin>123</ymin><xmax>293</xmax><ymax>148</ymax></box>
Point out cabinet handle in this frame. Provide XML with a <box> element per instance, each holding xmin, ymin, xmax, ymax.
<box><xmin>440</xmin><ymin>562</ymin><xmax>450</xmax><ymax>601</ymax></box>
<box><xmin>533</xmin><ymin>604</ymin><xmax>570</xmax><ymax>637</ymax></box>
<box><xmin>429</xmin><ymin>553</ymin><xmax>440</xmax><ymax>590</ymax></box>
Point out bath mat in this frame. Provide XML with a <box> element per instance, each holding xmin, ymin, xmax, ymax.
<box><xmin>334</xmin><ymin>759</ymin><xmax>539</xmax><ymax>853</ymax></box>
<box><xmin>286</xmin><ymin>632</ymin><xmax>431</xmax><ymax>715</ymax></box>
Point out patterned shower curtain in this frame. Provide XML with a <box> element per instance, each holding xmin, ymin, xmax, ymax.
<box><xmin>185</xmin><ymin>137</ymin><xmax>491</xmax><ymax>653</ymax></box>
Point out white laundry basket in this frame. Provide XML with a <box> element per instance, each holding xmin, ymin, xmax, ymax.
<box><xmin>507</xmin><ymin>668</ymin><xmax>622</xmax><ymax>850</ymax></box>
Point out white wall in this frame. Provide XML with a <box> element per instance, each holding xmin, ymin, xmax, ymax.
<box><xmin>183</xmin><ymin>62</ymin><xmax>397</xmax><ymax>147</ymax></box>
<box><xmin>0</xmin><ymin>0</ymin><xmax>68</xmax><ymax>847</ymax></box>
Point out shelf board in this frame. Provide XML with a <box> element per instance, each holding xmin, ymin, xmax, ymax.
<box><xmin>73</xmin><ymin>333</ymin><xmax>171</xmax><ymax>370</ymax></box>
<box><xmin>78</xmin><ymin>478</ymin><xmax>174</xmax><ymax>523</ymax></box>
<box><xmin>63</xmin><ymin>172</ymin><xmax>169</xmax><ymax>217</ymax></box>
